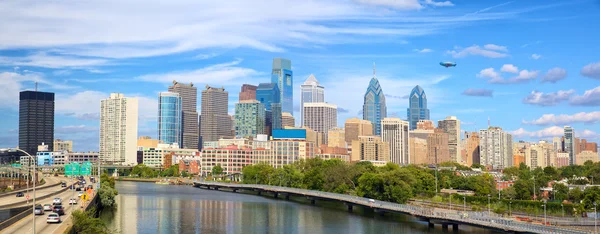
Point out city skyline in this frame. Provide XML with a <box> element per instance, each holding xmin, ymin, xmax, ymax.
<box><xmin>1</xmin><ymin>0</ymin><xmax>599</xmax><ymax>152</ymax></box>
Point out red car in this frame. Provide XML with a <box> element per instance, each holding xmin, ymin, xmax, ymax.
<box><xmin>52</xmin><ymin>205</ymin><xmax>65</xmax><ymax>215</ymax></box>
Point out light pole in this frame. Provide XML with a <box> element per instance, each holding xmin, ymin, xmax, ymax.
<box><xmin>487</xmin><ymin>194</ymin><xmax>491</xmax><ymax>215</ymax></box>
<box><xmin>1</xmin><ymin>148</ymin><xmax>35</xmax><ymax>234</ymax></box>
<box><xmin>509</xmin><ymin>199</ymin><xmax>512</xmax><ymax>217</ymax></box>
<box><xmin>595</xmin><ymin>202</ymin><xmax>597</xmax><ymax>234</ymax></box>
<box><xmin>542</xmin><ymin>200</ymin><xmax>547</xmax><ymax>226</ymax></box>
<box><xmin>463</xmin><ymin>195</ymin><xmax>466</xmax><ymax>212</ymax></box>
<box><xmin>561</xmin><ymin>203</ymin><xmax>564</xmax><ymax>217</ymax></box>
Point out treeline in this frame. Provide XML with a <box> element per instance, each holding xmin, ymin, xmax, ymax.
<box><xmin>241</xmin><ymin>158</ymin><xmax>496</xmax><ymax>204</ymax></box>
<box><xmin>128</xmin><ymin>163</ymin><xmax>191</xmax><ymax>177</ymax></box>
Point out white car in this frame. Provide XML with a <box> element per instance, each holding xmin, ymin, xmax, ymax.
<box><xmin>69</xmin><ymin>198</ymin><xmax>77</xmax><ymax>205</ymax></box>
<box><xmin>78</xmin><ymin>191</ymin><xmax>84</xmax><ymax>197</ymax></box>
<box><xmin>43</xmin><ymin>204</ymin><xmax>53</xmax><ymax>211</ymax></box>
<box><xmin>46</xmin><ymin>213</ymin><xmax>61</xmax><ymax>224</ymax></box>
<box><xmin>52</xmin><ymin>198</ymin><xmax>62</xmax><ymax>205</ymax></box>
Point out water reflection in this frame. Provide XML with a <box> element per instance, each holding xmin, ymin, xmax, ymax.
<box><xmin>102</xmin><ymin>181</ymin><xmax>498</xmax><ymax>234</ymax></box>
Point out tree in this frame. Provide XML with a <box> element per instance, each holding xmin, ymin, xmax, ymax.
<box><xmin>553</xmin><ymin>183</ymin><xmax>569</xmax><ymax>201</ymax></box>
<box><xmin>71</xmin><ymin>209</ymin><xmax>110</xmax><ymax>234</ymax></box>
<box><xmin>582</xmin><ymin>186</ymin><xmax>600</xmax><ymax>209</ymax></box>
<box><xmin>569</xmin><ymin>187</ymin><xmax>583</xmax><ymax>202</ymax></box>
<box><xmin>356</xmin><ymin>172</ymin><xmax>385</xmax><ymax>200</ymax></box>
<box><xmin>212</xmin><ymin>164</ymin><xmax>224</xmax><ymax>177</ymax></box>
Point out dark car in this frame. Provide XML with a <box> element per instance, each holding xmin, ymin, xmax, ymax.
<box><xmin>52</xmin><ymin>205</ymin><xmax>65</xmax><ymax>215</ymax></box>
<box><xmin>75</xmin><ymin>187</ymin><xmax>82</xmax><ymax>191</ymax></box>
<box><xmin>87</xmin><ymin>185</ymin><xmax>93</xmax><ymax>190</ymax></box>
<box><xmin>61</xmin><ymin>182</ymin><xmax>67</xmax><ymax>188</ymax></box>
<box><xmin>16</xmin><ymin>192</ymin><xmax>24</xmax><ymax>197</ymax></box>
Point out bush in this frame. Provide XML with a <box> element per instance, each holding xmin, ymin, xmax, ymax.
<box><xmin>71</xmin><ymin>208</ymin><xmax>110</xmax><ymax>234</ymax></box>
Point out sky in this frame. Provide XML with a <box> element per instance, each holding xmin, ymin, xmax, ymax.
<box><xmin>1</xmin><ymin>0</ymin><xmax>599</xmax><ymax>152</ymax></box>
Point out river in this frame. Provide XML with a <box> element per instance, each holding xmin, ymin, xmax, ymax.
<box><xmin>101</xmin><ymin>181</ymin><xmax>500</xmax><ymax>234</ymax></box>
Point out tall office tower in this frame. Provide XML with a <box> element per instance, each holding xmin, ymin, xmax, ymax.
<box><xmin>407</xmin><ymin>85</ymin><xmax>430</xmax><ymax>130</ymax></box>
<box><xmin>552</xmin><ymin>137</ymin><xmax>562</xmax><ymax>152</ymax></box>
<box><xmin>564</xmin><ymin>126</ymin><xmax>575</xmax><ymax>165</ymax></box>
<box><xmin>351</xmin><ymin>136</ymin><xmax>390</xmax><ymax>162</ymax></box>
<box><xmin>271</xmin><ymin>58</ymin><xmax>293</xmax><ymax>114</ymax></box>
<box><xmin>438</xmin><ymin>116</ymin><xmax>461</xmax><ymax>163</ymax></box>
<box><xmin>479</xmin><ymin>126</ymin><xmax>513</xmax><ymax>169</ymax></box>
<box><xmin>53</xmin><ymin>139</ymin><xmax>73</xmax><ymax>152</ymax></box>
<box><xmin>344</xmin><ymin>118</ymin><xmax>373</xmax><ymax>146</ymax></box>
<box><xmin>256</xmin><ymin>83</ymin><xmax>282</xmax><ymax>133</ymax></box>
<box><xmin>303</xmin><ymin>103</ymin><xmax>337</xmax><ymax>145</ymax></box>
<box><xmin>201</xmin><ymin>85</ymin><xmax>232</xmax><ymax>142</ymax></box>
<box><xmin>409</xmin><ymin>136</ymin><xmax>428</xmax><ymax>165</ymax></box>
<box><xmin>381</xmin><ymin>118</ymin><xmax>409</xmax><ymax>165</ymax></box>
<box><xmin>300</xmin><ymin>74</ymin><xmax>325</xmax><ymax>124</ymax></box>
<box><xmin>281</xmin><ymin>112</ymin><xmax>295</xmax><ymax>128</ymax></box>
<box><xmin>100</xmin><ymin>93</ymin><xmax>138</xmax><ymax>165</ymax></box>
<box><xmin>327</xmin><ymin>128</ymin><xmax>346</xmax><ymax>148</ymax></box>
<box><xmin>234</xmin><ymin>100</ymin><xmax>265</xmax><ymax>138</ymax></box>
<box><xmin>158</xmin><ymin>92</ymin><xmax>182</xmax><ymax>146</ymax></box>
<box><xmin>19</xmin><ymin>91</ymin><xmax>55</xmax><ymax>156</ymax></box>
<box><xmin>239</xmin><ymin>84</ymin><xmax>257</xmax><ymax>101</ymax></box>
<box><xmin>363</xmin><ymin>65</ymin><xmax>386</xmax><ymax>136</ymax></box>
<box><xmin>427</xmin><ymin>128</ymin><xmax>450</xmax><ymax>164</ymax></box>
<box><xmin>168</xmin><ymin>81</ymin><xmax>199</xmax><ymax>149</ymax></box>
<box><xmin>464</xmin><ymin>132</ymin><xmax>480</xmax><ymax>166</ymax></box>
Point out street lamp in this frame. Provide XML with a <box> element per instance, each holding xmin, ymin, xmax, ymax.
<box><xmin>487</xmin><ymin>194</ymin><xmax>491</xmax><ymax>215</ymax></box>
<box><xmin>1</xmin><ymin>148</ymin><xmax>35</xmax><ymax>234</ymax></box>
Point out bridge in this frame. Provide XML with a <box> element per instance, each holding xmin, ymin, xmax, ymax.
<box><xmin>193</xmin><ymin>181</ymin><xmax>588</xmax><ymax>234</ymax></box>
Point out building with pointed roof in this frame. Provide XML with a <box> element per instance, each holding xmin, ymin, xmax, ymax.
<box><xmin>363</xmin><ymin>64</ymin><xmax>387</xmax><ymax>136</ymax></box>
<box><xmin>407</xmin><ymin>85</ymin><xmax>430</xmax><ymax>130</ymax></box>
<box><xmin>300</xmin><ymin>74</ymin><xmax>324</xmax><ymax>125</ymax></box>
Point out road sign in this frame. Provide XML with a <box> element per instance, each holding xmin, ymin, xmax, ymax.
<box><xmin>26</xmin><ymin>195</ymin><xmax>29</xmax><ymax>200</ymax></box>
<box><xmin>81</xmin><ymin>194</ymin><xmax>88</xmax><ymax>201</ymax></box>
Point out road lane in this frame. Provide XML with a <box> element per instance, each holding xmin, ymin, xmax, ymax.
<box><xmin>0</xmin><ymin>178</ymin><xmax>71</xmax><ymax>208</ymax></box>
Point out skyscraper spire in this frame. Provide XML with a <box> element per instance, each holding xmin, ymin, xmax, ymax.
<box><xmin>373</xmin><ymin>62</ymin><xmax>376</xmax><ymax>78</ymax></box>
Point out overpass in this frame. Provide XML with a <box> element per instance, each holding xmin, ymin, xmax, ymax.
<box><xmin>193</xmin><ymin>181</ymin><xmax>587</xmax><ymax>234</ymax></box>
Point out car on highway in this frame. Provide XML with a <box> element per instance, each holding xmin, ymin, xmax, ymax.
<box><xmin>47</xmin><ymin>213</ymin><xmax>61</xmax><ymax>223</ymax></box>
<box><xmin>43</xmin><ymin>204</ymin><xmax>53</xmax><ymax>211</ymax></box>
<box><xmin>88</xmin><ymin>185</ymin><xmax>94</xmax><ymax>190</ymax></box>
<box><xmin>78</xmin><ymin>191</ymin><xmax>84</xmax><ymax>197</ymax></box>
<box><xmin>34</xmin><ymin>205</ymin><xmax>44</xmax><ymax>215</ymax></box>
<box><xmin>52</xmin><ymin>205</ymin><xmax>65</xmax><ymax>215</ymax></box>
<box><xmin>16</xmin><ymin>192</ymin><xmax>24</xmax><ymax>197</ymax></box>
<box><xmin>75</xmin><ymin>187</ymin><xmax>82</xmax><ymax>191</ymax></box>
<box><xmin>52</xmin><ymin>198</ymin><xmax>62</xmax><ymax>205</ymax></box>
<box><xmin>61</xmin><ymin>182</ymin><xmax>67</xmax><ymax>187</ymax></box>
<box><xmin>69</xmin><ymin>198</ymin><xmax>77</xmax><ymax>205</ymax></box>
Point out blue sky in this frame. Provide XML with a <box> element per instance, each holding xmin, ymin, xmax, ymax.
<box><xmin>1</xmin><ymin>0</ymin><xmax>599</xmax><ymax>152</ymax></box>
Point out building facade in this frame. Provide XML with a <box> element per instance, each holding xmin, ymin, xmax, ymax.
<box><xmin>158</xmin><ymin>92</ymin><xmax>182</xmax><ymax>146</ymax></box>
<box><xmin>576</xmin><ymin>150</ymin><xmax>599</xmax><ymax>165</ymax></box>
<box><xmin>479</xmin><ymin>127</ymin><xmax>513</xmax><ymax>169</ymax></box>
<box><xmin>564</xmin><ymin>126</ymin><xmax>575</xmax><ymax>165</ymax></box>
<box><xmin>100</xmin><ymin>93</ymin><xmax>138</xmax><ymax>165</ymax></box>
<box><xmin>327</xmin><ymin>128</ymin><xmax>346</xmax><ymax>148</ymax></box>
<box><xmin>53</xmin><ymin>139</ymin><xmax>73</xmax><ymax>152</ymax></box>
<box><xmin>168</xmin><ymin>81</ymin><xmax>199</xmax><ymax>149</ymax></box>
<box><xmin>417</xmin><ymin>120</ymin><xmax>435</xmax><ymax>130</ymax></box>
<box><xmin>381</xmin><ymin>118</ymin><xmax>409</xmax><ymax>165</ymax></box>
<box><xmin>271</xmin><ymin>58</ymin><xmax>293</xmax><ymax>114</ymax></box>
<box><xmin>362</xmin><ymin>67</ymin><xmax>386</xmax><ymax>136</ymax></box>
<box><xmin>19</xmin><ymin>90</ymin><xmax>55</xmax><ymax>156</ymax></box>
<box><xmin>351</xmin><ymin>136</ymin><xmax>390</xmax><ymax>162</ymax></box>
<box><xmin>300</xmin><ymin>74</ymin><xmax>324</xmax><ymax>125</ymax></box>
<box><xmin>201</xmin><ymin>85</ymin><xmax>233</xmax><ymax>143</ymax></box>
<box><xmin>344</xmin><ymin>118</ymin><xmax>373</xmax><ymax>146</ymax></box>
<box><xmin>427</xmin><ymin>128</ymin><xmax>450</xmax><ymax>165</ymax></box>
<box><xmin>556</xmin><ymin>152</ymin><xmax>570</xmax><ymax>168</ymax></box>
<box><xmin>303</xmin><ymin>102</ymin><xmax>337</xmax><ymax>145</ymax></box>
<box><xmin>256</xmin><ymin>83</ymin><xmax>282</xmax><ymax>133</ymax></box>
<box><xmin>409</xmin><ymin>137</ymin><xmax>428</xmax><ymax>165</ymax></box>
<box><xmin>438</xmin><ymin>116</ymin><xmax>461</xmax><ymax>163</ymax></box>
<box><xmin>234</xmin><ymin>100</ymin><xmax>266</xmax><ymax>138</ymax></box>
<box><xmin>407</xmin><ymin>85</ymin><xmax>430</xmax><ymax>130</ymax></box>
<box><xmin>239</xmin><ymin>84</ymin><xmax>257</xmax><ymax>101</ymax></box>
<box><xmin>464</xmin><ymin>132</ymin><xmax>480</xmax><ymax>166</ymax></box>
<box><xmin>281</xmin><ymin>112</ymin><xmax>295</xmax><ymax>128</ymax></box>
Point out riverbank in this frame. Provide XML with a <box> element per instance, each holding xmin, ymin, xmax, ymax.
<box><xmin>117</xmin><ymin>177</ymin><xmax>194</xmax><ymax>185</ymax></box>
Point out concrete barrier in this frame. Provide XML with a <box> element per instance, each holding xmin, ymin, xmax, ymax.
<box><xmin>0</xmin><ymin>182</ymin><xmax>77</xmax><ymax>210</ymax></box>
<box><xmin>0</xmin><ymin>207</ymin><xmax>32</xmax><ymax>231</ymax></box>
<box><xmin>0</xmin><ymin>179</ymin><xmax>59</xmax><ymax>199</ymax></box>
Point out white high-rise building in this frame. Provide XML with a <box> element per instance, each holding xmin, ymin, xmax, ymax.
<box><xmin>100</xmin><ymin>93</ymin><xmax>138</xmax><ymax>165</ymax></box>
<box><xmin>300</xmin><ymin>74</ymin><xmax>324</xmax><ymax>125</ymax></box>
<box><xmin>381</xmin><ymin>118</ymin><xmax>410</xmax><ymax>165</ymax></box>
<box><xmin>479</xmin><ymin>127</ymin><xmax>513</xmax><ymax>169</ymax></box>
<box><xmin>303</xmin><ymin>102</ymin><xmax>337</xmax><ymax>145</ymax></box>
<box><xmin>438</xmin><ymin>116</ymin><xmax>461</xmax><ymax>163</ymax></box>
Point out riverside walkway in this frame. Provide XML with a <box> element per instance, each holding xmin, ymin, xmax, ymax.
<box><xmin>193</xmin><ymin>181</ymin><xmax>588</xmax><ymax>234</ymax></box>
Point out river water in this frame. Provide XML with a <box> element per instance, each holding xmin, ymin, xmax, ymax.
<box><xmin>101</xmin><ymin>181</ymin><xmax>498</xmax><ymax>234</ymax></box>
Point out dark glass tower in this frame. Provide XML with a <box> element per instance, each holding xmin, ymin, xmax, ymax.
<box><xmin>19</xmin><ymin>91</ymin><xmax>55</xmax><ymax>155</ymax></box>
<box><xmin>363</xmin><ymin>65</ymin><xmax>387</xmax><ymax>136</ymax></box>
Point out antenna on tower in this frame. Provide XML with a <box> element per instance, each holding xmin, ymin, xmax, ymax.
<box><xmin>487</xmin><ymin>117</ymin><xmax>490</xmax><ymax>128</ymax></box>
<box><xmin>35</xmin><ymin>82</ymin><xmax>38</xmax><ymax>92</ymax></box>
<box><xmin>373</xmin><ymin>62</ymin><xmax>376</xmax><ymax>78</ymax></box>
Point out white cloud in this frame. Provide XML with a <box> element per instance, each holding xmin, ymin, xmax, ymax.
<box><xmin>55</xmin><ymin>125</ymin><xmax>98</xmax><ymax>134</ymax></box>
<box><xmin>531</xmin><ymin>54</ymin><xmax>542</xmax><ymax>60</ymax></box>
<box><xmin>523</xmin><ymin>112</ymin><xmax>600</xmax><ymax>125</ymax></box>
<box><xmin>569</xmin><ymin>86</ymin><xmax>600</xmax><ymax>106</ymax></box>
<box><xmin>510</xmin><ymin>126</ymin><xmax>565</xmax><ymax>139</ymax></box>
<box><xmin>500</xmin><ymin>64</ymin><xmax>518</xmax><ymax>73</ymax></box>
<box><xmin>55</xmin><ymin>91</ymin><xmax>157</xmax><ymax>121</ymax></box>
<box><xmin>510</xmin><ymin>69</ymin><xmax>539</xmax><ymax>83</ymax></box>
<box><xmin>522</xmin><ymin>89</ymin><xmax>575</xmax><ymax>106</ymax></box>
<box><xmin>414</xmin><ymin>48</ymin><xmax>434</xmax><ymax>53</ymax></box>
<box><xmin>483</xmin><ymin>44</ymin><xmax>507</xmax><ymax>52</ymax></box>
<box><xmin>541</xmin><ymin>67</ymin><xmax>567</xmax><ymax>83</ymax></box>
<box><xmin>447</xmin><ymin>45</ymin><xmax>509</xmax><ymax>58</ymax></box>
<box><xmin>0</xmin><ymin>52</ymin><xmax>108</xmax><ymax>69</ymax></box>
<box><xmin>477</xmin><ymin>68</ymin><xmax>501</xmax><ymax>80</ymax></box>
<box><xmin>354</xmin><ymin>0</ymin><xmax>422</xmax><ymax>9</ymax></box>
<box><xmin>577</xmin><ymin>130</ymin><xmax>599</xmax><ymax>139</ymax></box>
<box><xmin>423</xmin><ymin>0</ymin><xmax>454</xmax><ymax>7</ymax></box>
<box><xmin>0</xmin><ymin>71</ymin><xmax>76</xmax><ymax>108</ymax></box>
<box><xmin>581</xmin><ymin>61</ymin><xmax>600</xmax><ymax>79</ymax></box>
<box><xmin>52</xmin><ymin>70</ymin><xmax>73</xmax><ymax>76</ymax></box>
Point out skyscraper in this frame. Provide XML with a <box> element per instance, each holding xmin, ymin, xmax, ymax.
<box><xmin>19</xmin><ymin>90</ymin><xmax>55</xmax><ymax>155</ymax></box>
<box><xmin>381</xmin><ymin>118</ymin><xmax>410</xmax><ymax>165</ymax></box>
<box><xmin>438</xmin><ymin>116</ymin><xmax>461</xmax><ymax>163</ymax></box>
<box><xmin>235</xmin><ymin>100</ymin><xmax>265</xmax><ymax>138</ymax></box>
<box><xmin>100</xmin><ymin>93</ymin><xmax>138</xmax><ymax>165</ymax></box>
<box><xmin>256</xmin><ymin>83</ymin><xmax>282</xmax><ymax>132</ymax></box>
<box><xmin>239</xmin><ymin>84</ymin><xmax>257</xmax><ymax>101</ymax></box>
<box><xmin>168</xmin><ymin>81</ymin><xmax>198</xmax><ymax>149</ymax></box>
<box><xmin>303</xmin><ymin>102</ymin><xmax>337</xmax><ymax>145</ymax></box>
<box><xmin>564</xmin><ymin>126</ymin><xmax>575</xmax><ymax>165</ymax></box>
<box><xmin>407</xmin><ymin>85</ymin><xmax>430</xmax><ymax>130</ymax></box>
<box><xmin>300</xmin><ymin>74</ymin><xmax>324</xmax><ymax>124</ymax></box>
<box><xmin>427</xmin><ymin>128</ymin><xmax>450</xmax><ymax>164</ymax></box>
<box><xmin>363</xmin><ymin>65</ymin><xmax>386</xmax><ymax>136</ymax></box>
<box><xmin>158</xmin><ymin>92</ymin><xmax>182</xmax><ymax>146</ymax></box>
<box><xmin>479</xmin><ymin>127</ymin><xmax>513</xmax><ymax>169</ymax></box>
<box><xmin>200</xmin><ymin>85</ymin><xmax>232</xmax><ymax>142</ymax></box>
<box><xmin>271</xmin><ymin>58</ymin><xmax>293</xmax><ymax>114</ymax></box>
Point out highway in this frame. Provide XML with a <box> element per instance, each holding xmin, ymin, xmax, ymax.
<box><xmin>0</xmin><ymin>177</ymin><xmax>68</xmax><ymax>209</ymax></box>
<box><xmin>1</xmin><ymin>178</ymin><xmax>90</xmax><ymax>234</ymax></box>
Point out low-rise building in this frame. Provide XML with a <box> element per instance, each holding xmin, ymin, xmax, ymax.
<box><xmin>576</xmin><ymin>150</ymin><xmax>599</xmax><ymax>165</ymax></box>
<box><xmin>140</xmin><ymin>143</ymin><xmax>199</xmax><ymax>169</ymax></box>
<box><xmin>179</xmin><ymin>159</ymin><xmax>201</xmax><ymax>175</ymax></box>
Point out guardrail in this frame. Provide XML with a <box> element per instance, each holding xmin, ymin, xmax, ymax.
<box><xmin>0</xmin><ymin>179</ymin><xmax>59</xmax><ymax>199</ymax></box>
<box><xmin>0</xmin><ymin>181</ymin><xmax>78</xmax><ymax>210</ymax></box>
<box><xmin>195</xmin><ymin>182</ymin><xmax>589</xmax><ymax>234</ymax></box>
<box><xmin>0</xmin><ymin>207</ymin><xmax>31</xmax><ymax>231</ymax></box>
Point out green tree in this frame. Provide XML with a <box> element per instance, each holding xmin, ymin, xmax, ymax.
<box><xmin>569</xmin><ymin>187</ymin><xmax>583</xmax><ymax>202</ymax></box>
<box><xmin>212</xmin><ymin>164</ymin><xmax>224</xmax><ymax>177</ymax></box>
<box><xmin>553</xmin><ymin>183</ymin><xmax>569</xmax><ymax>201</ymax></box>
<box><xmin>71</xmin><ymin>208</ymin><xmax>110</xmax><ymax>234</ymax></box>
<box><xmin>582</xmin><ymin>186</ymin><xmax>600</xmax><ymax>209</ymax></box>
<box><xmin>356</xmin><ymin>172</ymin><xmax>385</xmax><ymax>200</ymax></box>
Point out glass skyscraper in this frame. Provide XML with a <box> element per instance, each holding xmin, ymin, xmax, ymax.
<box><xmin>363</xmin><ymin>67</ymin><xmax>386</xmax><ymax>136</ymax></box>
<box><xmin>300</xmin><ymin>74</ymin><xmax>324</xmax><ymax>125</ymax></box>
<box><xmin>407</xmin><ymin>85</ymin><xmax>430</xmax><ymax>130</ymax></box>
<box><xmin>158</xmin><ymin>92</ymin><xmax>182</xmax><ymax>146</ymax></box>
<box><xmin>257</xmin><ymin>83</ymin><xmax>282</xmax><ymax>131</ymax></box>
<box><xmin>271</xmin><ymin>58</ymin><xmax>293</xmax><ymax>115</ymax></box>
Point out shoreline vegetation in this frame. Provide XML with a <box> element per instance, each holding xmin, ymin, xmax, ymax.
<box><xmin>70</xmin><ymin>173</ymin><xmax>117</xmax><ymax>234</ymax></box>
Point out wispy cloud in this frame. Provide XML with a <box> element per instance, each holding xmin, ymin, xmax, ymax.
<box><xmin>478</xmin><ymin>65</ymin><xmax>539</xmax><ymax>84</ymax></box>
<box><xmin>523</xmin><ymin>112</ymin><xmax>600</xmax><ymax>125</ymax></box>
<box><xmin>136</xmin><ymin>59</ymin><xmax>261</xmax><ymax>85</ymax></box>
<box><xmin>570</xmin><ymin>86</ymin><xmax>600</xmax><ymax>106</ymax></box>
<box><xmin>414</xmin><ymin>48</ymin><xmax>434</xmax><ymax>53</ymax></box>
<box><xmin>541</xmin><ymin>67</ymin><xmax>567</xmax><ymax>83</ymax></box>
<box><xmin>531</xmin><ymin>54</ymin><xmax>542</xmax><ymax>60</ymax></box>
<box><xmin>510</xmin><ymin>126</ymin><xmax>565</xmax><ymax>139</ymax></box>
<box><xmin>0</xmin><ymin>52</ymin><xmax>109</xmax><ymax>69</ymax></box>
<box><xmin>581</xmin><ymin>61</ymin><xmax>600</xmax><ymax>79</ymax></box>
<box><xmin>521</xmin><ymin>40</ymin><xmax>542</xmax><ymax>48</ymax></box>
<box><xmin>0</xmin><ymin>71</ymin><xmax>77</xmax><ymax>108</ymax></box>
<box><xmin>462</xmin><ymin>88</ymin><xmax>493</xmax><ymax>97</ymax></box>
<box><xmin>522</xmin><ymin>89</ymin><xmax>575</xmax><ymax>106</ymax></box>
<box><xmin>447</xmin><ymin>44</ymin><xmax>509</xmax><ymax>58</ymax></box>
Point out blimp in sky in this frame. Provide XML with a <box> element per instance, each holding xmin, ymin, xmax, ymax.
<box><xmin>439</xmin><ymin>61</ymin><xmax>457</xmax><ymax>68</ymax></box>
